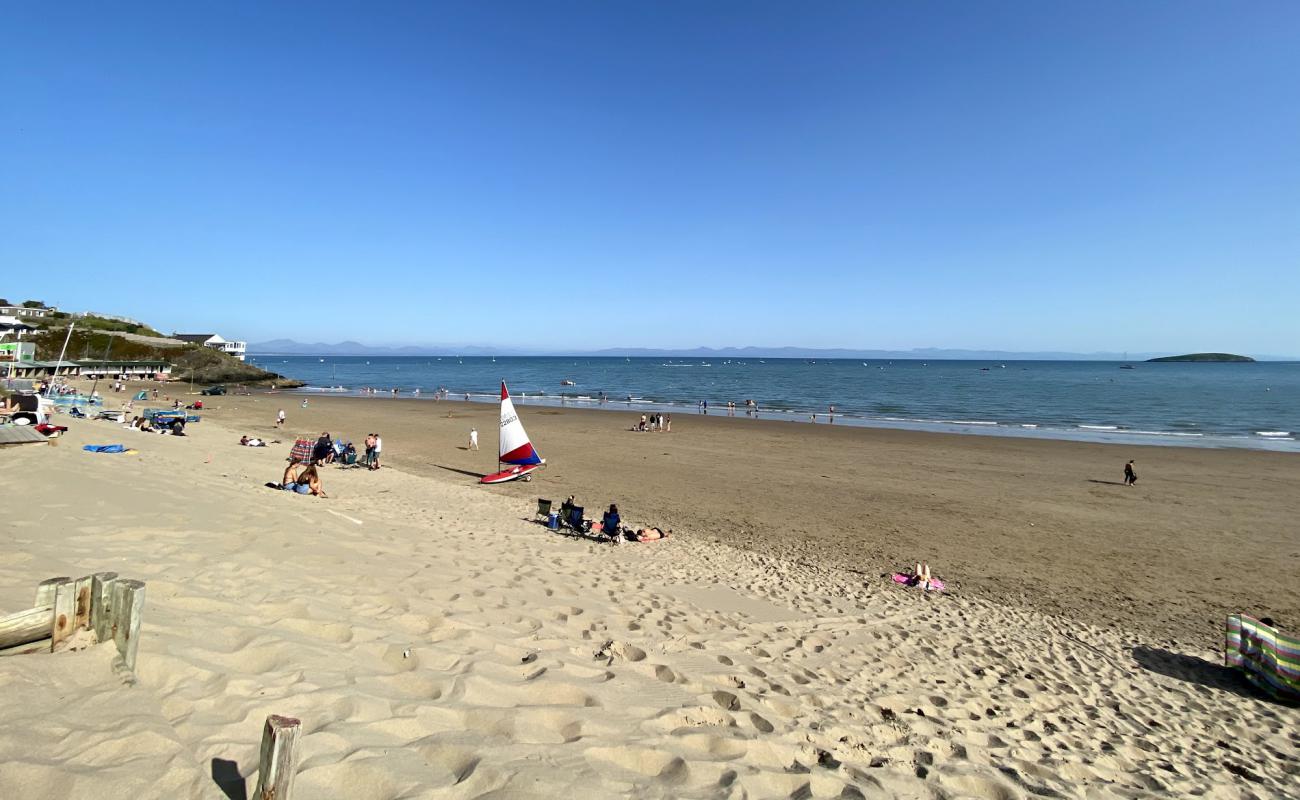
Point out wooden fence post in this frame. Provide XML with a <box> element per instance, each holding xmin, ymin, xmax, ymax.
<box><xmin>91</xmin><ymin>572</ymin><xmax>119</xmax><ymax>642</ymax></box>
<box><xmin>254</xmin><ymin>714</ymin><xmax>301</xmax><ymax>800</ymax></box>
<box><xmin>73</xmin><ymin>575</ymin><xmax>94</xmax><ymax>632</ymax></box>
<box><xmin>109</xmin><ymin>579</ymin><xmax>146</xmax><ymax>672</ymax></box>
<box><xmin>34</xmin><ymin>576</ymin><xmax>71</xmax><ymax>607</ymax></box>
<box><xmin>50</xmin><ymin>579</ymin><xmax>76</xmax><ymax>651</ymax></box>
<box><xmin>0</xmin><ymin>606</ymin><xmax>54</xmax><ymax>653</ymax></box>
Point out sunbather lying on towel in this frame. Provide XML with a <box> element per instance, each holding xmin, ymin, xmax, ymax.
<box><xmin>892</xmin><ymin>561</ymin><xmax>944</xmax><ymax>591</ymax></box>
<box><xmin>280</xmin><ymin>463</ymin><xmax>327</xmax><ymax>497</ymax></box>
<box><xmin>240</xmin><ymin>435</ymin><xmax>266</xmax><ymax>447</ymax></box>
<box><xmin>634</xmin><ymin>527</ymin><xmax>671</xmax><ymax>542</ymax></box>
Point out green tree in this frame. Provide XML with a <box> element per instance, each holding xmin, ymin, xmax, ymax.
<box><xmin>22</xmin><ymin>300</ymin><xmax>46</xmax><ymax>308</ymax></box>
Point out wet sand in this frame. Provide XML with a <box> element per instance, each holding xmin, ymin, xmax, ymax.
<box><xmin>195</xmin><ymin>389</ymin><xmax>1300</xmax><ymax>650</ymax></box>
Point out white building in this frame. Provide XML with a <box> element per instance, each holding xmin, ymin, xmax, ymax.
<box><xmin>173</xmin><ymin>333</ymin><xmax>247</xmax><ymax>361</ymax></box>
<box><xmin>0</xmin><ymin>315</ymin><xmax>37</xmax><ymax>339</ymax></box>
<box><xmin>0</xmin><ymin>305</ymin><xmax>54</xmax><ymax>319</ymax></box>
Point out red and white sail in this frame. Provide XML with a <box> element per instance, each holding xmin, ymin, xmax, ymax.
<box><xmin>498</xmin><ymin>381</ymin><xmax>543</xmax><ymax>466</ymax></box>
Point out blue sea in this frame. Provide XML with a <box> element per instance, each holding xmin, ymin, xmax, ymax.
<box><xmin>248</xmin><ymin>355</ymin><xmax>1300</xmax><ymax>452</ymax></box>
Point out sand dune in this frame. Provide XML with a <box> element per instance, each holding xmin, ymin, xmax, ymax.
<box><xmin>1</xmin><ymin>416</ymin><xmax>1296</xmax><ymax>798</ymax></box>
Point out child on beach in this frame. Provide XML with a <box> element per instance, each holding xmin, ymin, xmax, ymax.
<box><xmin>469</xmin><ymin>428</ymin><xmax>478</xmax><ymax>450</ymax></box>
<box><xmin>1124</xmin><ymin>460</ymin><xmax>1137</xmax><ymax>485</ymax></box>
<box><xmin>277</xmin><ymin>409</ymin><xmax>285</xmax><ymax>427</ymax></box>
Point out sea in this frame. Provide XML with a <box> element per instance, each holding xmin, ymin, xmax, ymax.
<box><xmin>248</xmin><ymin>355</ymin><xmax>1300</xmax><ymax>452</ymax></box>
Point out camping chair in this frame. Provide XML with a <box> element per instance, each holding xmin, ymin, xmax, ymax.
<box><xmin>565</xmin><ymin>506</ymin><xmax>589</xmax><ymax>533</ymax></box>
<box><xmin>337</xmin><ymin>449</ymin><xmax>359</xmax><ymax>468</ymax></box>
<box><xmin>68</xmin><ymin>406</ymin><xmax>87</xmax><ymax>419</ymax></box>
<box><xmin>536</xmin><ymin>499</ymin><xmax>553</xmax><ymax>520</ymax></box>
<box><xmin>601</xmin><ymin>510</ymin><xmax>622</xmax><ymax>542</ymax></box>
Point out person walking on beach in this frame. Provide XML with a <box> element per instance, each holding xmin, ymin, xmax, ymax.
<box><xmin>665</xmin><ymin>414</ymin><xmax>671</xmax><ymax>433</ymax></box>
<box><xmin>1124</xmin><ymin>459</ymin><xmax>1137</xmax><ymax>486</ymax></box>
<box><xmin>370</xmin><ymin>433</ymin><xmax>383</xmax><ymax>470</ymax></box>
<box><xmin>468</xmin><ymin>428</ymin><xmax>478</xmax><ymax>450</ymax></box>
<box><xmin>276</xmin><ymin>409</ymin><xmax>286</xmax><ymax>427</ymax></box>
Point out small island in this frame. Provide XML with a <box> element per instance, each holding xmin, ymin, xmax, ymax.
<box><xmin>1146</xmin><ymin>353</ymin><xmax>1255</xmax><ymax>363</ymax></box>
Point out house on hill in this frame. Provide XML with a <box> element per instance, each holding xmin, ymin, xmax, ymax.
<box><xmin>0</xmin><ymin>315</ymin><xmax>37</xmax><ymax>339</ymax></box>
<box><xmin>173</xmin><ymin>333</ymin><xmax>247</xmax><ymax>361</ymax></box>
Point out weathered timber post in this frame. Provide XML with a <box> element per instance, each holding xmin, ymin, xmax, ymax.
<box><xmin>254</xmin><ymin>714</ymin><xmax>302</xmax><ymax>800</ymax></box>
<box><xmin>0</xmin><ymin>606</ymin><xmax>54</xmax><ymax>653</ymax></box>
<box><xmin>90</xmin><ymin>572</ymin><xmax>119</xmax><ymax>641</ymax></box>
<box><xmin>50</xmin><ymin>579</ymin><xmax>76</xmax><ymax>651</ymax></box>
<box><xmin>73</xmin><ymin>575</ymin><xmax>94</xmax><ymax>631</ymax></box>
<box><xmin>109</xmin><ymin>579</ymin><xmax>146</xmax><ymax>672</ymax></box>
<box><xmin>34</xmin><ymin>576</ymin><xmax>71</xmax><ymax>607</ymax></box>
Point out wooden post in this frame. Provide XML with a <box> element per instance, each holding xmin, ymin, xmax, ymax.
<box><xmin>0</xmin><ymin>637</ymin><xmax>52</xmax><ymax>657</ymax></box>
<box><xmin>254</xmin><ymin>714</ymin><xmax>301</xmax><ymax>800</ymax></box>
<box><xmin>73</xmin><ymin>575</ymin><xmax>94</xmax><ymax>632</ymax></box>
<box><xmin>91</xmin><ymin>572</ymin><xmax>118</xmax><ymax>642</ymax></box>
<box><xmin>0</xmin><ymin>606</ymin><xmax>54</xmax><ymax>651</ymax></box>
<box><xmin>109</xmin><ymin>579</ymin><xmax>146</xmax><ymax>672</ymax></box>
<box><xmin>50</xmin><ymin>579</ymin><xmax>76</xmax><ymax>651</ymax></box>
<box><xmin>34</xmin><ymin>576</ymin><xmax>71</xmax><ymax>607</ymax></box>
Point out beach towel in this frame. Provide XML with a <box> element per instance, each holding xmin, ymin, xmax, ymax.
<box><xmin>1225</xmin><ymin>614</ymin><xmax>1300</xmax><ymax>702</ymax></box>
<box><xmin>289</xmin><ymin>438</ymin><xmax>314</xmax><ymax>464</ymax></box>
<box><xmin>83</xmin><ymin>444</ymin><xmax>126</xmax><ymax>453</ymax></box>
<box><xmin>134</xmin><ymin>391</ymin><xmax>148</xmax><ymax>401</ymax></box>
<box><xmin>892</xmin><ymin>573</ymin><xmax>946</xmax><ymax>591</ymax></box>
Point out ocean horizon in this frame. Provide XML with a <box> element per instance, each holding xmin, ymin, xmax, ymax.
<box><xmin>249</xmin><ymin>355</ymin><xmax>1299</xmax><ymax>452</ymax></box>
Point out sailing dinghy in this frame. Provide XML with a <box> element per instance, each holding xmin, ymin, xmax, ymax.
<box><xmin>481</xmin><ymin>381</ymin><xmax>545</xmax><ymax>484</ymax></box>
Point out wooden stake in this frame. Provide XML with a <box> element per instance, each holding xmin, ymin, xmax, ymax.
<box><xmin>0</xmin><ymin>605</ymin><xmax>53</xmax><ymax>650</ymax></box>
<box><xmin>0</xmin><ymin>637</ymin><xmax>51</xmax><ymax>657</ymax></box>
<box><xmin>50</xmin><ymin>579</ymin><xmax>76</xmax><ymax>651</ymax></box>
<box><xmin>109</xmin><ymin>579</ymin><xmax>146</xmax><ymax>672</ymax></box>
<box><xmin>34</xmin><ymin>576</ymin><xmax>71</xmax><ymax>607</ymax></box>
<box><xmin>73</xmin><ymin>575</ymin><xmax>94</xmax><ymax>632</ymax></box>
<box><xmin>254</xmin><ymin>714</ymin><xmax>301</xmax><ymax>800</ymax></box>
<box><xmin>91</xmin><ymin>572</ymin><xmax>118</xmax><ymax>642</ymax></box>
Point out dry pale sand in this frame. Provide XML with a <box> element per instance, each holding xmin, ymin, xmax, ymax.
<box><xmin>0</xmin><ymin>397</ymin><xmax>1297</xmax><ymax>799</ymax></box>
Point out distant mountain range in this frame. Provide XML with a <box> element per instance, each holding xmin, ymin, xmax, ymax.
<box><xmin>249</xmin><ymin>340</ymin><xmax>1296</xmax><ymax>360</ymax></box>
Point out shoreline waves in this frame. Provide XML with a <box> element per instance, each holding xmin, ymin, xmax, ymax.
<box><xmin>255</xmin><ymin>356</ymin><xmax>1300</xmax><ymax>452</ymax></box>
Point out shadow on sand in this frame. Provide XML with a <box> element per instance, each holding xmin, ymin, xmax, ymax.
<box><xmin>1087</xmin><ymin>479</ymin><xmax>1128</xmax><ymax>486</ymax></box>
<box><xmin>1130</xmin><ymin>646</ymin><xmax>1266</xmax><ymax>701</ymax></box>
<box><xmin>211</xmin><ymin>758</ymin><xmax>246</xmax><ymax>800</ymax></box>
<box><xmin>433</xmin><ymin>464</ymin><xmax>487</xmax><ymax>479</ymax></box>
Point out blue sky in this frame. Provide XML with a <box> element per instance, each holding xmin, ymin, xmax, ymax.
<box><xmin>2</xmin><ymin>2</ymin><xmax>1297</xmax><ymax>354</ymax></box>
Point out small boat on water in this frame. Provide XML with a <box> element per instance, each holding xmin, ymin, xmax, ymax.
<box><xmin>1120</xmin><ymin>364</ymin><xmax>1136</xmax><ymax>370</ymax></box>
<box><xmin>560</xmin><ymin>379</ymin><xmax>576</xmax><ymax>386</ymax></box>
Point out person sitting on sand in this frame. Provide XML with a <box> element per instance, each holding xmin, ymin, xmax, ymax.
<box><xmin>280</xmin><ymin>462</ymin><xmax>327</xmax><ymax>497</ymax></box>
<box><xmin>602</xmin><ymin>504</ymin><xmax>621</xmax><ymax>542</ymax></box>
<box><xmin>634</xmin><ymin>527</ymin><xmax>671</xmax><ymax>542</ymax></box>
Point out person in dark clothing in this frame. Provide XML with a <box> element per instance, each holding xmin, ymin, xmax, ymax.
<box><xmin>1123</xmin><ymin>460</ymin><xmax>1137</xmax><ymax>486</ymax></box>
<box><xmin>312</xmin><ymin>432</ymin><xmax>334</xmax><ymax>464</ymax></box>
<box><xmin>602</xmin><ymin>503</ymin><xmax>621</xmax><ymax>543</ymax></box>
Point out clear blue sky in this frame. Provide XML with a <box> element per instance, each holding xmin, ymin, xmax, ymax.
<box><xmin>3</xmin><ymin>2</ymin><xmax>1297</xmax><ymax>354</ymax></box>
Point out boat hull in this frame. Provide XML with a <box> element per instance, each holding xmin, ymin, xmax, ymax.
<box><xmin>480</xmin><ymin>464</ymin><xmax>541</xmax><ymax>484</ymax></box>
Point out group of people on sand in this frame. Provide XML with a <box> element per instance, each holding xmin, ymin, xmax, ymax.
<box><xmin>555</xmin><ymin>495</ymin><xmax>670</xmax><ymax>543</ymax></box>
<box><xmin>632</xmin><ymin>413</ymin><xmax>670</xmax><ymax>432</ymax></box>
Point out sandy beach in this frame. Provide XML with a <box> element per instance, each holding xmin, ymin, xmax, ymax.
<box><xmin>210</xmin><ymin>391</ymin><xmax>1300</xmax><ymax>651</ymax></box>
<box><xmin>0</xmin><ymin>388</ymin><xmax>1296</xmax><ymax>798</ymax></box>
